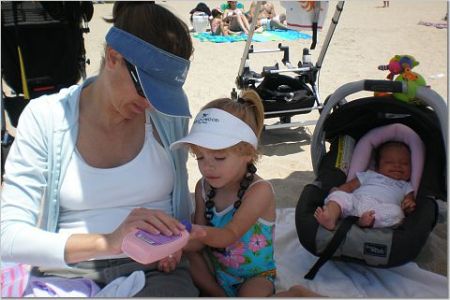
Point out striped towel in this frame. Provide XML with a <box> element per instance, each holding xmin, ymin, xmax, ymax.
<box><xmin>1</xmin><ymin>263</ymin><xmax>30</xmax><ymax>297</ymax></box>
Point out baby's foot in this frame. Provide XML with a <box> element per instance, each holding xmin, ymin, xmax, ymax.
<box><xmin>358</xmin><ymin>210</ymin><xmax>375</xmax><ymax>227</ymax></box>
<box><xmin>314</xmin><ymin>207</ymin><xmax>337</xmax><ymax>230</ymax></box>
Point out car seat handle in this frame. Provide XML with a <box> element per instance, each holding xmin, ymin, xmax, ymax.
<box><xmin>364</xmin><ymin>80</ymin><xmax>403</xmax><ymax>93</ymax></box>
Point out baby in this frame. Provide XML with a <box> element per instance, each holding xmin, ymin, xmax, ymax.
<box><xmin>315</xmin><ymin>141</ymin><xmax>416</xmax><ymax>230</ymax></box>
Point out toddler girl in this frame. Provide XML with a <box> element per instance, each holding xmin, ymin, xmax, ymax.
<box><xmin>170</xmin><ymin>90</ymin><xmax>276</xmax><ymax>297</ymax></box>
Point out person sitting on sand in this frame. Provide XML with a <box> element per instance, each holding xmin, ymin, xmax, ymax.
<box><xmin>223</xmin><ymin>0</ymin><xmax>251</xmax><ymax>34</ymax></box>
<box><xmin>249</xmin><ymin>1</ymin><xmax>288</xmax><ymax>31</ymax></box>
<box><xmin>210</xmin><ymin>8</ymin><xmax>230</xmax><ymax>36</ymax></box>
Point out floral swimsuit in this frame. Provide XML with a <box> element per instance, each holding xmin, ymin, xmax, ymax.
<box><xmin>202</xmin><ymin>179</ymin><xmax>277</xmax><ymax>296</ymax></box>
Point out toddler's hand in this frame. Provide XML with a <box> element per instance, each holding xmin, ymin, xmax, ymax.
<box><xmin>158</xmin><ymin>249</ymin><xmax>182</xmax><ymax>273</ymax></box>
<box><xmin>189</xmin><ymin>224</ymin><xmax>207</xmax><ymax>240</ymax></box>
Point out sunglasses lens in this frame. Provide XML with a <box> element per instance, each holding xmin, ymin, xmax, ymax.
<box><xmin>125</xmin><ymin>60</ymin><xmax>145</xmax><ymax>98</ymax></box>
<box><xmin>136</xmin><ymin>84</ymin><xmax>145</xmax><ymax>98</ymax></box>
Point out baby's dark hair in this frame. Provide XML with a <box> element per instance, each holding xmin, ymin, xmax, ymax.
<box><xmin>374</xmin><ymin>141</ymin><xmax>410</xmax><ymax>169</ymax></box>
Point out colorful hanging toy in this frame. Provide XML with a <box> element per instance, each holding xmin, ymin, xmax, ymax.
<box><xmin>376</xmin><ymin>54</ymin><xmax>427</xmax><ymax>104</ymax></box>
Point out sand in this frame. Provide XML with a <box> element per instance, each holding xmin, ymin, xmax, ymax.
<box><xmin>6</xmin><ymin>1</ymin><xmax>449</xmax><ymax>276</ymax></box>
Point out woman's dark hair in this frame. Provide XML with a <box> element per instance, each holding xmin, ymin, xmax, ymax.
<box><xmin>211</xmin><ymin>9</ymin><xmax>223</xmax><ymax>18</ymax></box>
<box><xmin>104</xmin><ymin>1</ymin><xmax>193</xmax><ymax>60</ymax></box>
<box><xmin>189</xmin><ymin>2</ymin><xmax>211</xmax><ymax>16</ymax></box>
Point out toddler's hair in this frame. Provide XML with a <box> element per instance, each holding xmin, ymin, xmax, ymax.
<box><xmin>201</xmin><ymin>89</ymin><xmax>265</xmax><ymax>162</ymax></box>
<box><xmin>374</xmin><ymin>141</ymin><xmax>411</xmax><ymax>169</ymax></box>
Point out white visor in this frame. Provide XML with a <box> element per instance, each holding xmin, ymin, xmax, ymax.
<box><xmin>170</xmin><ymin>108</ymin><xmax>258</xmax><ymax>150</ymax></box>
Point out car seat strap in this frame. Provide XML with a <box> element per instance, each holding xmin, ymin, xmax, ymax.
<box><xmin>304</xmin><ymin>215</ymin><xmax>359</xmax><ymax>280</ymax></box>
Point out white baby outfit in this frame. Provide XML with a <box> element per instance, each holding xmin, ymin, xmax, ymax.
<box><xmin>325</xmin><ymin>170</ymin><xmax>414</xmax><ymax>227</ymax></box>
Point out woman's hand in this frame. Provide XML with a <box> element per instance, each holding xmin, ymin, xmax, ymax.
<box><xmin>156</xmin><ymin>225</ymin><xmax>207</xmax><ymax>272</ymax></box>
<box><xmin>105</xmin><ymin>208</ymin><xmax>186</xmax><ymax>255</ymax></box>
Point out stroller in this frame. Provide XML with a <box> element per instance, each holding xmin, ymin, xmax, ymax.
<box><xmin>1</xmin><ymin>1</ymin><xmax>93</xmax><ymax>178</ymax></box>
<box><xmin>295</xmin><ymin>79</ymin><xmax>447</xmax><ymax>279</ymax></box>
<box><xmin>234</xmin><ymin>1</ymin><xmax>344</xmax><ymax>130</ymax></box>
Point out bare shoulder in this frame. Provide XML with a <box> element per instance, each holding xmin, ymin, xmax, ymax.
<box><xmin>245</xmin><ymin>176</ymin><xmax>275</xmax><ymax>202</ymax></box>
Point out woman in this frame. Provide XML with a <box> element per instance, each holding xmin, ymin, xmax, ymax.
<box><xmin>223</xmin><ymin>1</ymin><xmax>251</xmax><ymax>34</ymax></box>
<box><xmin>1</xmin><ymin>2</ymin><xmax>199</xmax><ymax>297</ymax></box>
<box><xmin>248</xmin><ymin>1</ymin><xmax>288</xmax><ymax>31</ymax></box>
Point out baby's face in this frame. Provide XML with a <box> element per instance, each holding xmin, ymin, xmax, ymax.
<box><xmin>377</xmin><ymin>145</ymin><xmax>411</xmax><ymax>181</ymax></box>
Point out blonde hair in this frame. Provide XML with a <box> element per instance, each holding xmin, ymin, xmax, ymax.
<box><xmin>200</xmin><ymin>89</ymin><xmax>265</xmax><ymax>162</ymax></box>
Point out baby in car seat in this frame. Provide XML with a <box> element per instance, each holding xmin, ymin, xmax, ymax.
<box><xmin>315</xmin><ymin>141</ymin><xmax>416</xmax><ymax>230</ymax></box>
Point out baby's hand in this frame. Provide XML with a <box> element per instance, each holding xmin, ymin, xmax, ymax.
<box><xmin>401</xmin><ymin>197</ymin><xmax>416</xmax><ymax>214</ymax></box>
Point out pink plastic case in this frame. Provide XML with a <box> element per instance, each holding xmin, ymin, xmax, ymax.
<box><xmin>121</xmin><ymin>221</ymin><xmax>191</xmax><ymax>264</ymax></box>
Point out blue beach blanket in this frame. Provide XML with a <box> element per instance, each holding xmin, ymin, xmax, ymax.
<box><xmin>193</xmin><ymin>29</ymin><xmax>312</xmax><ymax>43</ymax></box>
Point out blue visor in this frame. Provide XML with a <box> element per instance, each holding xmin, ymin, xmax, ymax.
<box><xmin>105</xmin><ymin>26</ymin><xmax>191</xmax><ymax>117</ymax></box>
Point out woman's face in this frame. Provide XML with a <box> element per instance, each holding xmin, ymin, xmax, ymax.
<box><xmin>109</xmin><ymin>57</ymin><xmax>151</xmax><ymax>120</ymax></box>
<box><xmin>228</xmin><ymin>1</ymin><xmax>237</xmax><ymax>9</ymax></box>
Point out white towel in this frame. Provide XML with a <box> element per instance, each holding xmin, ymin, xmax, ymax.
<box><xmin>274</xmin><ymin>208</ymin><xmax>448</xmax><ymax>297</ymax></box>
<box><xmin>95</xmin><ymin>270</ymin><xmax>145</xmax><ymax>297</ymax></box>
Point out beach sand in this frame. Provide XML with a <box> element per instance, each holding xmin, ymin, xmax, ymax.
<box><xmin>6</xmin><ymin>1</ymin><xmax>448</xmax><ymax>276</ymax></box>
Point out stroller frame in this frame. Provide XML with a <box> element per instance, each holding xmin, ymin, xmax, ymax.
<box><xmin>234</xmin><ymin>1</ymin><xmax>345</xmax><ymax>130</ymax></box>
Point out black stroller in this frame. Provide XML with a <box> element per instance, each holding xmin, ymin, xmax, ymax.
<box><xmin>1</xmin><ymin>1</ymin><xmax>93</xmax><ymax>177</ymax></box>
<box><xmin>295</xmin><ymin>80</ymin><xmax>447</xmax><ymax>279</ymax></box>
<box><xmin>234</xmin><ymin>1</ymin><xmax>345</xmax><ymax>130</ymax></box>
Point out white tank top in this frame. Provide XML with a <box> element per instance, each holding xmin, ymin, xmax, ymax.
<box><xmin>58</xmin><ymin>120</ymin><xmax>174</xmax><ymax>238</ymax></box>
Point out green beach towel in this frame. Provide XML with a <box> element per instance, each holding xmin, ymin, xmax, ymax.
<box><xmin>193</xmin><ymin>29</ymin><xmax>312</xmax><ymax>43</ymax></box>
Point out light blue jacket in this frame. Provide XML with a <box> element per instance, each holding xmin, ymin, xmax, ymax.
<box><xmin>1</xmin><ymin>78</ymin><xmax>193</xmax><ymax>268</ymax></box>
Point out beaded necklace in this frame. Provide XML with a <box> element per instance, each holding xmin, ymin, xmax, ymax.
<box><xmin>204</xmin><ymin>164</ymin><xmax>257</xmax><ymax>226</ymax></box>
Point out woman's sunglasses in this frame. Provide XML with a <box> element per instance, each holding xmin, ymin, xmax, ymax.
<box><xmin>124</xmin><ymin>59</ymin><xmax>145</xmax><ymax>98</ymax></box>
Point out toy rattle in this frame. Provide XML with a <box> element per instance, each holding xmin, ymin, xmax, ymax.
<box><xmin>376</xmin><ymin>54</ymin><xmax>427</xmax><ymax>104</ymax></box>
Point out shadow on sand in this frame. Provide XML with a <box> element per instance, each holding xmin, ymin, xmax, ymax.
<box><xmin>259</xmin><ymin>126</ymin><xmax>312</xmax><ymax>157</ymax></box>
<box><xmin>268</xmin><ymin>170</ymin><xmax>316</xmax><ymax>208</ymax></box>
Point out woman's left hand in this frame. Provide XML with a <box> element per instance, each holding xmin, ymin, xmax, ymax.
<box><xmin>157</xmin><ymin>250</ymin><xmax>182</xmax><ymax>273</ymax></box>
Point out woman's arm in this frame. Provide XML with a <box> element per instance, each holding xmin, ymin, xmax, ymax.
<box><xmin>64</xmin><ymin>208</ymin><xmax>186</xmax><ymax>263</ymax></box>
<box><xmin>0</xmin><ymin>101</ymin><xmax>69</xmax><ymax>267</ymax></box>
